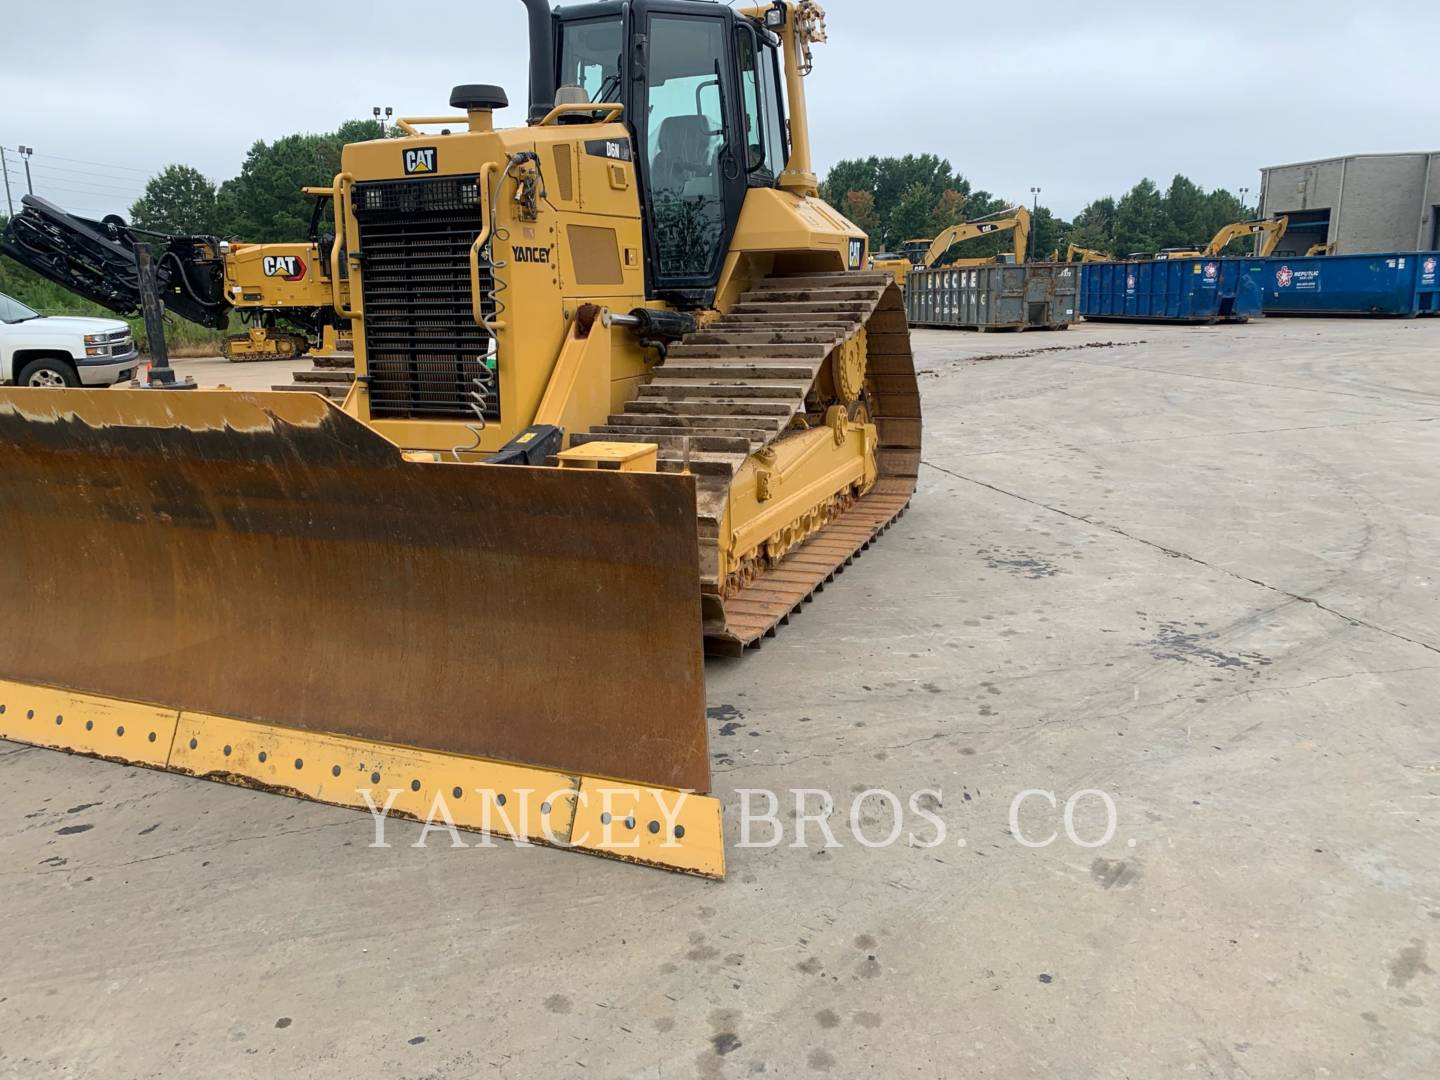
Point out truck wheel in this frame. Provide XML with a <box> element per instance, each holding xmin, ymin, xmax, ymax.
<box><xmin>17</xmin><ymin>358</ymin><xmax>80</xmax><ymax>388</ymax></box>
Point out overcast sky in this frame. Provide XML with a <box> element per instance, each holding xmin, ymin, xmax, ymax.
<box><xmin>3</xmin><ymin>0</ymin><xmax>1437</xmax><ymax>221</ymax></box>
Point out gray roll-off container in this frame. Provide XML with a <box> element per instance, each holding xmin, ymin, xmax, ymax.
<box><xmin>905</xmin><ymin>263</ymin><xmax>1079</xmax><ymax>331</ymax></box>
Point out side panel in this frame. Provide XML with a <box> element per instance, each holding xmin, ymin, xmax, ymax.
<box><xmin>1079</xmin><ymin>259</ymin><xmax>1260</xmax><ymax>321</ymax></box>
<box><xmin>1257</xmin><ymin>252</ymin><xmax>1439</xmax><ymax>316</ymax></box>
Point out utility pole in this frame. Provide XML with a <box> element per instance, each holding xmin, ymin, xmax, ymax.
<box><xmin>18</xmin><ymin>146</ymin><xmax>33</xmax><ymax>195</ymax></box>
<box><xmin>1</xmin><ymin>147</ymin><xmax>13</xmax><ymax>216</ymax></box>
<box><xmin>1029</xmin><ymin>186</ymin><xmax>1041</xmax><ymax>261</ymax></box>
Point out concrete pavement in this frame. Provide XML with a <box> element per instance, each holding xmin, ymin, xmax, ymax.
<box><xmin>2</xmin><ymin>317</ymin><xmax>1437</xmax><ymax>1079</ymax></box>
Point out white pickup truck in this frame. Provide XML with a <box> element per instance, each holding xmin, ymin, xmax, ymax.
<box><xmin>0</xmin><ymin>291</ymin><xmax>140</xmax><ymax>387</ymax></box>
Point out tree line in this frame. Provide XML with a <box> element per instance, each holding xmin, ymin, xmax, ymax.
<box><xmin>821</xmin><ymin>155</ymin><xmax>1253</xmax><ymax>260</ymax></box>
<box><xmin>4</xmin><ymin>129</ymin><xmax>1257</xmax><ymax>330</ymax></box>
<box><xmin>125</xmin><ymin>119</ymin><xmax>390</xmax><ymax>240</ymax></box>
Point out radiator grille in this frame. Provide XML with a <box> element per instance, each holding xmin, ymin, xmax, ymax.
<box><xmin>352</xmin><ymin>175</ymin><xmax>498</xmax><ymax>421</ymax></box>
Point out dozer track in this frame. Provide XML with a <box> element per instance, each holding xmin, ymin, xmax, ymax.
<box><xmin>575</xmin><ymin>272</ymin><xmax>921</xmax><ymax>655</ymax></box>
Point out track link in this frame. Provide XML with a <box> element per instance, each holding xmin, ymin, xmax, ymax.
<box><xmin>580</xmin><ymin>271</ymin><xmax>921</xmax><ymax>654</ymax></box>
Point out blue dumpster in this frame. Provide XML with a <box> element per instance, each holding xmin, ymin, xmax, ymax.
<box><xmin>1257</xmin><ymin>252</ymin><xmax>1440</xmax><ymax>316</ymax></box>
<box><xmin>1079</xmin><ymin>258</ymin><xmax>1263</xmax><ymax>323</ymax></box>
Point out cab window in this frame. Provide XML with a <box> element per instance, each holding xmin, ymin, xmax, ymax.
<box><xmin>559</xmin><ymin>18</ymin><xmax>623</xmax><ymax>101</ymax></box>
<box><xmin>734</xmin><ymin>26</ymin><xmax>787</xmax><ymax>185</ymax></box>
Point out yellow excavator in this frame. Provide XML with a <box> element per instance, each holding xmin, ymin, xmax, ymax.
<box><xmin>1062</xmin><ymin>243</ymin><xmax>1110</xmax><ymax>263</ymax></box>
<box><xmin>0</xmin><ymin>0</ymin><xmax>918</xmax><ymax>880</ymax></box>
<box><xmin>0</xmin><ymin>191</ymin><xmax>352</xmax><ymax>362</ymax></box>
<box><xmin>1155</xmin><ymin>216</ymin><xmax>1289</xmax><ymax>260</ymax></box>
<box><xmin>925</xmin><ymin>206</ymin><xmax>1031</xmax><ymax>269</ymax></box>
<box><xmin>874</xmin><ymin>207</ymin><xmax>1030</xmax><ymax>286</ymax></box>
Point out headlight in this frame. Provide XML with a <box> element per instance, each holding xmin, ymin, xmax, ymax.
<box><xmin>86</xmin><ymin>345</ymin><xmax>113</xmax><ymax>357</ymax></box>
<box><xmin>84</xmin><ymin>333</ymin><xmax>104</xmax><ymax>345</ymax></box>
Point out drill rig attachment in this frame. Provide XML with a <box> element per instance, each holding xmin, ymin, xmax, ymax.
<box><xmin>0</xmin><ymin>194</ymin><xmax>345</xmax><ymax>362</ymax></box>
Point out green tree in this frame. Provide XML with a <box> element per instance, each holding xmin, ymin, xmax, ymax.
<box><xmin>1200</xmin><ymin>187</ymin><xmax>1250</xmax><ymax>253</ymax></box>
<box><xmin>889</xmin><ymin>181</ymin><xmax>940</xmax><ymax>249</ymax></box>
<box><xmin>840</xmin><ymin>190</ymin><xmax>880</xmax><ymax>246</ymax></box>
<box><xmin>930</xmin><ymin>189</ymin><xmax>968</xmax><ymax>233</ymax></box>
<box><xmin>1067</xmin><ymin>196</ymin><xmax>1116</xmax><ymax>253</ymax></box>
<box><xmin>216</xmin><ymin>118</ymin><xmax>387</xmax><ymax>241</ymax></box>
<box><xmin>1029</xmin><ymin>205</ymin><xmax>1068</xmax><ymax>261</ymax></box>
<box><xmin>129</xmin><ymin>164</ymin><xmax>220</xmax><ymax>235</ymax></box>
<box><xmin>1111</xmin><ymin>179</ymin><xmax>1167</xmax><ymax>256</ymax></box>
<box><xmin>1162</xmin><ymin>175</ymin><xmax>1207</xmax><ymax>249</ymax></box>
<box><xmin>823</xmin><ymin>154</ymin><xmax>972</xmax><ymax>250</ymax></box>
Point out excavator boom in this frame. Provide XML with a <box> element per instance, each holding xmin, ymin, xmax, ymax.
<box><xmin>1065</xmin><ymin>243</ymin><xmax>1110</xmax><ymax>263</ymax></box>
<box><xmin>922</xmin><ymin>206</ymin><xmax>1030</xmax><ymax>269</ymax></box>
<box><xmin>1200</xmin><ymin>216</ymin><xmax>1290</xmax><ymax>257</ymax></box>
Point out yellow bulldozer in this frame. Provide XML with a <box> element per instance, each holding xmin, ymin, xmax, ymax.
<box><xmin>0</xmin><ymin>0</ymin><xmax>919</xmax><ymax>880</ymax></box>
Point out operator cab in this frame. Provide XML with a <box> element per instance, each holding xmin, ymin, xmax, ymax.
<box><xmin>542</xmin><ymin>1</ymin><xmax>791</xmax><ymax>306</ymax></box>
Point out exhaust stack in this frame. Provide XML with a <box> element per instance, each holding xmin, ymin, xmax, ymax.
<box><xmin>520</xmin><ymin>0</ymin><xmax>556</xmax><ymax>122</ymax></box>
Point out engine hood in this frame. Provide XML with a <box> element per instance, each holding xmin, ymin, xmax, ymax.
<box><xmin>15</xmin><ymin>315</ymin><xmax>131</xmax><ymax>336</ymax></box>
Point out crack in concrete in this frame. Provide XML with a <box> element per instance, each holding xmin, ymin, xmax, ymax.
<box><xmin>922</xmin><ymin>460</ymin><xmax>1440</xmax><ymax>657</ymax></box>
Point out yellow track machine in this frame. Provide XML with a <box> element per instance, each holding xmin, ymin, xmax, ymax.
<box><xmin>0</xmin><ymin>191</ymin><xmax>352</xmax><ymax>362</ymax></box>
<box><xmin>0</xmin><ymin>0</ymin><xmax>919</xmax><ymax>879</ymax></box>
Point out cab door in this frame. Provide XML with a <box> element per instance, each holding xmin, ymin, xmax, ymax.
<box><xmin>634</xmin><ymin>5</ymin><xmax>747</xmax><ymax>306</ymax></box>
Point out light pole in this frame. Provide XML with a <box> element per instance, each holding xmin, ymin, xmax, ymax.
<box><xmin>1</xmin><ymin>148</ymin><xmax>13</xmax><ymax>216</ymax></box>
<box><xmin>1239</xmin><ymin>186</ymin><xmax>1251</xmax><ymax>216</ymax></box>
<box><xmin>18</xmin><ymin>145</ymin><xmax>34</xmax><ymax>196</ymax></box>
<box><xmin>373</xmin><ymin>106</ymin><xmax>393</xmax><ymax>133</ymax></box>
<box><xmin>1029</xmin><ymin>186</ymin><xmax>1041</xmax><ymax>261</ymax></box>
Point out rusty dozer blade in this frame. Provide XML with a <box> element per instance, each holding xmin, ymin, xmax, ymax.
<box><xmin>0</xmin><ymin>389</ymin><xmax>723</xmax><ymax>877</ymax></box>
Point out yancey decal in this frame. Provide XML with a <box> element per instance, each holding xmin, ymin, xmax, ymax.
<box><xmin>262</xmin><ymin>254</ymin><xmax>306</xmax><ymax>281</ymax></box>
<box><xmin>403</xmin><ymin>147</ymin><xmax>438</xmax><ymax>175</ymax></box>
<box><xmin>511</xmin><ymin>245</ymin><xmax>552</xmax><ymax>264</ymax></box>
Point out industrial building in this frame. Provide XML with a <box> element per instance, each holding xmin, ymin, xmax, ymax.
<box><xmin>1258</xmin><ymin>151</ymin><xmax>1440</xmax><ymax>256</ymax></box>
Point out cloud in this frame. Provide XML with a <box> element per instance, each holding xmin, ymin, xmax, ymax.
<box><xmin>3</xmin><ymin>0</ymin><xmax>1435</xmax><ymax>219</ymax></box>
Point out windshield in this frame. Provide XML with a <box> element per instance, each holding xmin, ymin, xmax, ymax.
<box><xmin>0</xmin><ymin>293</ymin><xmax>41</xmax><ymax>323</ymax></box>
<box><xmin>559</xmin><ymin>18</ymin><xmax>623</xmax><ymax>102</ymax></box>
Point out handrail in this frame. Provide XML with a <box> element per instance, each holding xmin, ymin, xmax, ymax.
<box><xmin>394</xmin><ymin>116</ymin><xmax>470</xmax><ymax>135</ymax></box>
<box><xmin>534</xmin><ymin>102</ymin><xmax>624</xmax><ymax>126</ymax></box>
<box><xmin>469</xmin><ymin>162</ymin><xmax>505</xmax><ymax>333</ymax></box>
<box><xmin>329</xmin><ymin>172</ymin><xmax>355</xmax><ymax>317</ymax></box>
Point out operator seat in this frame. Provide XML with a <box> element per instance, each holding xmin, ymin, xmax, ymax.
<box><xmin>651</xmin><ymin>115</ymin><xmax>714</xmax><ymax>194</ymax></box>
